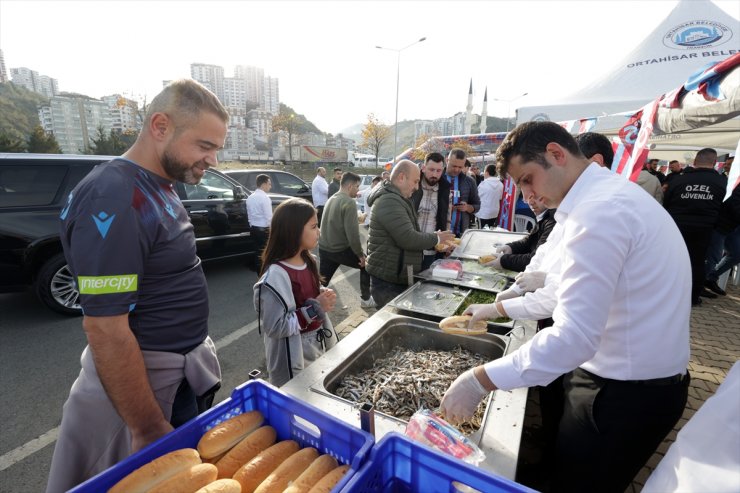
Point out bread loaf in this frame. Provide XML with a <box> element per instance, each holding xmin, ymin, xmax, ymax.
<box><xmin>439</xmin><ymin>315</ymin><xmax>487</xmax><ymax>335</ymax></box>
<box><xmin>194</xmin><ymin>478</ymin><xmax>243</xmax><ymax>493</ymax></box>
<box><xmin>148</xmin><ymin>463</ymin><xmax>218</xmax><ymax>493</ymax></box>
<box><xmin>232</xmin><ymin>440</ymin><xmax>300</xmax><ymax>492</ymax></box>
<box><xmin>108</xmin><ymin>448</ymin><xmax>202</xmax><ymax>493</ymax></box>
<box><xmin>254</xmin><ymin>447</ymin><xmax>318</xmax><ymax>493</ymax></box>
<box><xmin>478</xmin><ymin>254</ymin><xmax>497</xmax><ymax>264</ymax></box>
<box><xmin>215</xmin><ymin>425</ymin><xmax>276</xmax><ymax>478</ymax></box>
<box><xmin>284</xmin><ymin>454</ymin><xmax>339</xmax><ymax>493</ymax></box>
<box><xmin>198</xmin><ymin>411</ymin><xmax>264</xmax><ymax>459</ymax></box>
<box><xmin>307</xmin><ymin>464</ymin><xmax>350</xmax><ymax>493</ymax></box>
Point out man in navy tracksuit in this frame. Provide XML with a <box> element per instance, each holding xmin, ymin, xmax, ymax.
<box><xmin>663</xmin><ymin>148</ymin><xmax>726</xmax><ymax>306</ymax></box>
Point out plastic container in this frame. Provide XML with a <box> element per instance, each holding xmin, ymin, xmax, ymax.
<box><xmin>70</xmin><ymin>379</ymin><xmax>374</xmax><ymax>493</ymax></box>
<box><xmin>341</xmin><ymin>432</ymin><xmax>535</xmax><ymax>493</ymax></box>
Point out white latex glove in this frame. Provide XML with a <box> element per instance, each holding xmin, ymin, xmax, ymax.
<box><xmin>495</xmin><ymin>244</ymin><xmax>512</xmax><ymax>255</ymax></box>
<box><xmin>515</xmin><ymin>271</ymin><xmax>547</xmax><ymax>293</ymax></box>
<box><xmin>440</xmin><ymin>369</ymin><xmax>489</xmax><ymax>425</ymax></box>
<box><xmin>495</xmin><ymin>288</ymin><xmax>520</xmax><ymax>302</ymax></box>
<box><xmin>463</xmin><ymin>303</ymin><xmax>501</xmax><ymax>327</ymax></box>
<box><xmin>482</xmin><ymin>256</ymin><xmax>502</xmax><ymax>269</ymax></box>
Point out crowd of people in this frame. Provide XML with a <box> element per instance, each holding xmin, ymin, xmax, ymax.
<box><xmin>46</xmin><ymin>78</ymin><xmax>739</xmax><ymax>493</ymax></box>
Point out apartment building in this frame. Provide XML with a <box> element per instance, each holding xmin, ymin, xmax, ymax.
<box><xmin>190</xmin><ymin>63</ymin><xmax>224</xmax><ymax>101</ymax></box>
<box><xmin>0</xmin><ymin>49</ymin><xmax>7</xmax><ymax>83</ymax></box>
<box><xmin>261</xmin><ymin>76</ymin><xmax>279</xmax><ymax>115</ymax></box>
<box><xmin>10</xmin><ymin>66</ymin><xmax>58</xmax><ymax>98</ymax></box>
<box><xmin>101</xmin><ymin>94</ymin><xmax>141</xmax><ymax>133</ymax></box>
<box><xmin>246</xmin><ymin>109</ymin><xmax>273</xmax><ymax>137</ymax></box>
<box><xmin>39</xmin><ymin>95</ymin><xmax>113</xmax><ymax>154</ymax></box>
<box><xmin>234</xmin><ymin>65</ymin><xmax>264</xmax><ymax>105</ymax></box>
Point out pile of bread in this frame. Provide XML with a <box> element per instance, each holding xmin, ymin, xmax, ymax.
<box><xmin>108</xmin><ymin>410</ymin><xmax>349</xmax><ymax>493</ymax></box>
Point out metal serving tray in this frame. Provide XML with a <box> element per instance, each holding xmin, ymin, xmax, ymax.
<box><xmin>452</xmin><ymin>228</ymin><xmax>526</xmax><ymax>259</ymax></box>
<box><xmin>320</xmin><ymin>317</ymin><xmax>507</xmax><ymax>403</ymax></box>
<box><xmin>415</xmin><ymin>268</ymin><xmax>510</xmax><ymax>293</ymax></box>
<box><xmin>281</xmin><ymin>311</ymin><xmax>535</xmax><ymax>480</ymax></box>
<box><xmin>386</xmin><ymin>281</ymin><xmax>469</xmax><ymax>318</ymax></box>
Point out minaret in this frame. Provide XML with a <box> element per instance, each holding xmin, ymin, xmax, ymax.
<box><xmin>480</xmin><ymin>87</ymin><xmax>488</xmax><ymax>134</ymax></box>
<box><xmin>464</xmin><ymin>78</ymin><xmax>473</xmax><ymax>135</ymax></box>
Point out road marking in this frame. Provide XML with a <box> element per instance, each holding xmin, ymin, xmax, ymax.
<box><xmin>1</xmin><ymin>270</ymin><xmax>364</xmax><ymax>471</ymax></box>
<box><xmin>0</xmin><ymin>427</ymin><xmax>59</xmax><ymax>472</ymax></box>
<box><xmin>0</xmin><ymin>319</ymin><xmax>263</xmax><ymax>472</ymax></box>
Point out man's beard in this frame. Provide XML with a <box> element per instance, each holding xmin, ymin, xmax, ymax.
<box><xmin>423</xmin><ymin>175</ymin><xmax>439</xmax><ymax>186</ymax></box>
<box><xmin>162</xmin><ymin>149</ymin><xmax>204</xmax><ymax>185</ymax></box>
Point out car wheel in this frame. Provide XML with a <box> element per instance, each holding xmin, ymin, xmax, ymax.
<box><xmin>36</xmin><ymin>252</ymin><xmax>82</xmax><ymax>316</ymax></box>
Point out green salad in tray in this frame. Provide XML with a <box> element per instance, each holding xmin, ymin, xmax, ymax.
<box><xmin>455</xmin><ymin>289</ymin><xmax>513</xmax><ymax>324</ymax></box>
<box><xmin>460</xmin><ymin>259</ymin><xmax>518</xmax><ymax>279</ymax></box>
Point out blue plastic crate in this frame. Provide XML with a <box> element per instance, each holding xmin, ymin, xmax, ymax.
<box><xmin>70</xmin><ymin>379</ymin><xmax>374</xmax><ymax>493</ymax></box>
<box><xmin>341</xmin><ymin>432</ymin><xmax>535</xmax><ymax>493</ymax></box>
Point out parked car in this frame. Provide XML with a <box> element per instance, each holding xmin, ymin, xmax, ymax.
<box><xmin>0</xmin><ymin>153</ymin><xmax>284</xmax><ymax>316</ymax></box>
<box><xmin>355</xmin><ymin>174</ymin><xmax>380</xmax><ymax>211</ymax></box>
<box><xmin>224</xmin><ymin>169</ymin><xmax>313</xmax><ymax>203</ymax></box>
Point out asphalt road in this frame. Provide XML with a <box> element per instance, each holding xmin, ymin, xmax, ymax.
<box><xmin>0</xmin><ymin>249</ymin><xmax>368</xmax><ymax>492</ymax></box>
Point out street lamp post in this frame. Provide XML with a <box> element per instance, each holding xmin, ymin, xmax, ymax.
<box><xmin>493</xmin><ymin>92</ymin><xmax>528</xmax><ymax>132</ymax></box>
<box><xmin>376</xmin><ymin>37</ymin><xmax>426</xmax><ymax>164</ymax></box>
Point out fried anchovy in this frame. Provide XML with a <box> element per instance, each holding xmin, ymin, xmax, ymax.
<box><xmin>334</xmin><ymin>346</ymin><xmax>487</xmax><ymax>434</ymax></box>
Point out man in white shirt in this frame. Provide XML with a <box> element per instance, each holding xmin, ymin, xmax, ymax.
<box><xmin>246</xmin><ymin>174</ymin><xmax>272</xmax><ymax>273</ymax></box>
<box><xmin>476</xmin><ymin>164</ymin><xmax>503</xmax><ymax>228</ymax></box>
<box><xmin>311</xmin><ymin>167</ymin><xmax>329</xmax><ymax>225</ymax></box>
<box><xmin>441</xmin><ymin>121</ymin><xmax>691</xmax><ymax>493</ymax></box>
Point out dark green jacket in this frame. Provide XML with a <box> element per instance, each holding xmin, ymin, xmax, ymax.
<box><xmin>366</xmin><ymin>181</ymin><xmax>438</xmax><ymax>284</ymax></box>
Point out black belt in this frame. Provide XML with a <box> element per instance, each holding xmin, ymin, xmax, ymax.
<box><xmin>579</xmin><ymin>368</ymin><xmax>688</xmax><ymax>387</ymax></box>
<box><xmin>629</xmin><ymin>373</ymin><xmax>687</xmax><ymax>386</ymax></box>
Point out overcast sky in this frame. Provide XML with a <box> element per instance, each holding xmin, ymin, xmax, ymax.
<box><xmin>1</xmin><ymin>0</ymin><xmax>738</xmax><ymax>134</ymax></box>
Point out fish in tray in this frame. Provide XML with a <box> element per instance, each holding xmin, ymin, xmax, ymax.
<box><xmin>334</xmin><ymin>347</ymin><xmax>486</xmax><ymax>435</ymax></box>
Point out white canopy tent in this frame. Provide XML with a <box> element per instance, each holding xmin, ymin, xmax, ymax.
<box><xmin>517</xmin><ymin>0</ymin><xmax>740</xmax><ymax>160</ymax></box>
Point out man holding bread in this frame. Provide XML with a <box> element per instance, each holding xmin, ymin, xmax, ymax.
<box><xmin>47</xmin><ymin>80</ymin><xmax>227</xmax><ymax>492</ymax></box>
<box><xmin>366</xmin><ymin>160</ymin><xmax>454</xmax><ymax>307</ymax></box>
<box><xmin>441</xmin><ymin>122</ymin><xmax>691</xmax><ymax>493</ymax></box>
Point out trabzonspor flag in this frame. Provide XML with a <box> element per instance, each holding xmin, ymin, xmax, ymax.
<box><xmin>613</xmin><ymin>97</ymin><xmax>661</xmax><ymax>183</ymax></box>
<box><xmin>498</xmin><ymin>176</ymin><xmax>517</xmax><ymax>231</ymax></box>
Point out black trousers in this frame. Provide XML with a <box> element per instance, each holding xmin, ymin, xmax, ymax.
<box><xmin>552</xmin><ymin>368</ymin><xmax>689</xmax><ymax>493</ymax></box>
<box><xmin>479</xmin><ymin>217</ymin><xmax>498</xmax><ymax>228</ymax></box>
<box><xmin>319</xmin><ymin>247</ymin><xmax>370</xmax><ymax>300</ymax></box>
<box><xmin>316</xmin><ymin>205</ymin><xmax>324</xmax><ymax>226</ymax></box>
<box><xmin>677</xmin><ymin>225</ymin><xmax>712</xmax><ymax>302</ymax></box>
<box><xmin>250</xmin><ymin>226</ymin><xmax>269</xmax><ymax>273</ymax></box>
<box><xmin>369</xmin><ymin>275</ymin><xmax>407</xmax><ymax>309</ymax></box>
<box><xmin>170</xmin><ymin>379</ymin><xmax>220</xmax><ymax>428</ymax></box>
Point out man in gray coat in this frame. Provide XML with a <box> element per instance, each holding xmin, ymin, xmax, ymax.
<box><xmin>366</xmin><ymin>160</ymin><xmax>454</xmax><ymax>307</ymax></box>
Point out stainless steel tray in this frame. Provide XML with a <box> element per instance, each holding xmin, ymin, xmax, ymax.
<box><xmin>386</xmin><ymin>281</ymin><xmax>469</xmax><ymax>318</ymax></box>
<box><xmin>415</xmin><ymin>267</ymin><xmax>510</xmax><ymax>293</ymax></box>
<box><xmin>453</xmin><ymin>228</ymin><xmax>526</xmax><ymax>259</ymax></box>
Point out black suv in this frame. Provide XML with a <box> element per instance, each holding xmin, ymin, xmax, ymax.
<box><xmin>0</xmin><ymin>153</ymin><xmax>275</xmax><ymax>315</ymax></box>
<box><xmin>224</xmin><ymin>169</ymin><xmax>313</xmax><ymax>203</ymax></box>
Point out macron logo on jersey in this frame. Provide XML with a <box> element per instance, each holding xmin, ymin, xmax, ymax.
<box><xmin>78</xmin><ymin>274</ymin><xmax>138</xmax><ymax>295</ymax></box>
<box><xmin>92</xmin><ymin>211</ymin><xmax>116</xmax><ymax>238</ymax></box>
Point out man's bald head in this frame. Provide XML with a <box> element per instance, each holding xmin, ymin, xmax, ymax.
<box><xmin>391</xmin><ymin>160</ymin><xmax>421</xmax><ymax>198</ymax></box>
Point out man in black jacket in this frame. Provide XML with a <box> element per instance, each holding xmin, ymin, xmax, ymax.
<box><xmin>664</xmin><ymin>148</ymin><xmax>726</xmax><ymax>306</ymax></box>
<box><xmin>411</xmin><ymin>152</ymin><xmax>450</xmax><ymax>270</ymax></box>
<box><xmin>445</xmin><ymin>148</ymin><xmax>480</xmax><ymax>237</ymax></box>
<box><xmin>485</xmin><ymin>197</ymin><xmax>556</xmax><ymax>272</ymax></box>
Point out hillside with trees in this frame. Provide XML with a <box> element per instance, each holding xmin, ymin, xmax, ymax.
<box><xmin>0</xmin><ymin>82</ymin><xmax>48</xmax><ymax>142</ymax></box>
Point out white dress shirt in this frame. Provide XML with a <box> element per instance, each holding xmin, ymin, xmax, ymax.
<box><xmin>476</xmin><ymin>176</ymin><xmax>504</xmax><ymax>220</ymax></box>
<box><xmin>485</xmin><ymin>164</ymin><xmax>691</xmax><ymax>389</ymax></box>
<box><xmin>500</xmin><ymin>223</ymin><xmax>564</xmax><ymax>321</ymax></box>
<box><xmin>312</xmin><ymin>175</ymin><xmax>329</xmax><ymax>206</ymax></box>
<box><xmin>246</xmin><ymin>188</ymin><xmax>272</xmax><ymax>228</ymax></box>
